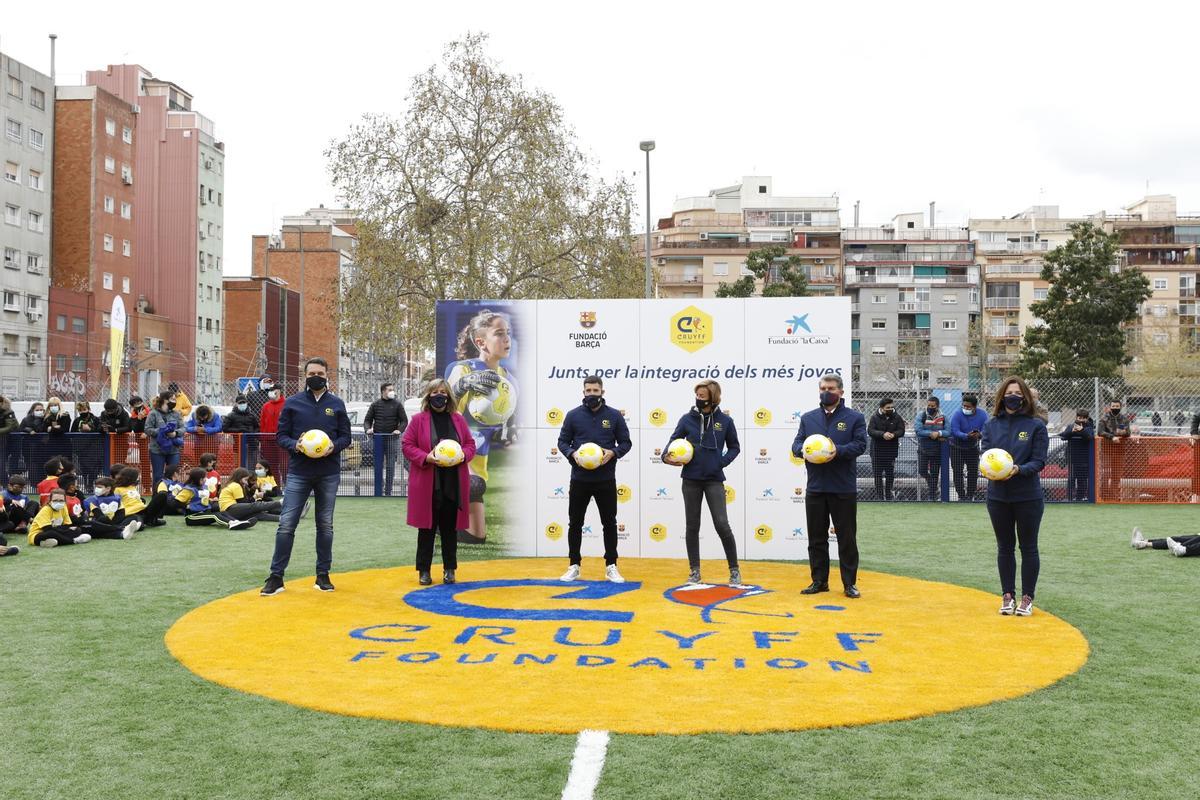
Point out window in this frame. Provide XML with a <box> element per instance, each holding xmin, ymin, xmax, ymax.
<box><xmin>120</xmin><ymin>201</ymin><xmax>131</xmax><ymax>219</ymax></box>
<box><xmin>56</xmin><ymin>314</ymin><xmax>66</xmax><ymax>331</ymax></box>
<box><xmin>55</xmin><ymin>355</ymin><xmax>66</xmax><ymax>371</ymax></box>
<box><xmin>871</xmin><ymin>345</ymin><xmax>887</xmax><ymax>355</ymax></box>
<box><xmin>6</xmin><ymin>76</ymin><xmax>20</xmax><ymax>98</ymax></box>
<box><xmin>1152</xmin><ymin>304</ymin><xmax>1168</xmax><ymax>317</ymax></box>
<box><xmin>103</xmin><ymin>272</ymin><xmax>114</xmax><ymax>290</ymax></box>
<box><xmin>30</xmin><ymin>87</ymin><xmax>45</xmax><ymax>110</ymax></box>
<box><xmin>105</xmin><ymin>118</ymin><xmax>116</xmax><ymax>136</ymax></box>
<box><xmin>5</xmin><ymin>118</ymin><xmax>21</xmax><ymax>141</ymax></box>
<box><xmin>197</xmin><ymin>316</ymin><xmax>202</xmax><ymax>330</ymax></box>
<box><xmin>72</xmin><ymin>355</ymin><xmax>86</xmax><ymax>372</ymax></box>
<box><xmin>103</xmin><ymin>234</ymin><xmax>114</xmax><ymax>252</ymax></box>
<box><xmin>4</xmin><ymin>161</ymin><xmax>17</xmax><ymax>182</ymax></box>
<box><xmin>1153</xmin><ymin>278</ymin><xmax>1169</xmax><ymax>290</ymax></box>
<box><xmin>207</xmin><ymin>285</ymin><xmax>214</xmax><ymax>300</ymax></box>
<box><xmin>215</xmin><ymin>319</ymin><xmax>220</xmax><ymax>334</ymax></box>
<box><xmin>102</xmin><ymin>312</ymin><xmax>111</xmax><ymax>328</ymax></box>
<box><xmin>2</xmin><ymin>291</ymin><xmax>18</xmax><ymax>312</ymax></box>
<box><xmin>871</xmin><ymin>319</ymin><xmax>887</xmax><ymax>329</ymax></box>
<box><xmin>26</xmin><ymin>336</ymin><xmax>40</xmax><ymax>356</ymax></box>
<box><xmin>104</xmin><ymin>195</ymin><xmax>115</xmax><ymax>213</ymax></box>
<box><xmin>5</xmin><ymin>205</ymin><xmax>19</xmax><ymax>225</ymax></box>
<box><xmin>205</xmin><ymin>318</ymin><xmax>212</xmax><ymax>332</ymax></box>
<box><xmin>871</xmin><ymin>294</ymin><xmax>887</xmax><ymax>304</ymax></box>
<box><xmin>1153</xmin><ymin>332</ymin><xmax>1169</xmax><ymax>346</ymax></box>
<box><xmin>215</xmin><ymin>287</ymin><xmax>220</xmax><ymax>301</ymax></box>
<box><xmin>25</xmin><ymin>295</ymin><xmax>40</xmax><ymax>313</ymax></box>
<box><xmin>2</xmin><ymin>334</ymin><xmax>17</xmax><ymax>355</ymax></box>
<box><xmin>3</xmin><ymin>247</ymin><xmax>17</xmax><ymax>267</ymax></box>
<box><xmin>122</xmin><ymin>126</ymin><xmax>132</xmax><ymax>144</ymax></box>
<box><xmin>28</xmin><ymin>129</ymin><xmax>44</xmax><ymax>150</ymax></box>
<box><xmin>121</xmin><ymin>164</ymin><xmax>132</xmax><ymax>184</ymax></box>
<box><xmin>72</xmin><ymin>317</ymin><xmax>86</xmax><ymax>333</ymax></box>
<box><xmin>941</xmin><ymin>345</ymin><xmax>958</xmax><ymax>357</ymax></box>
<box><xmin>104</xmin><ymin>156</ymin><xmax>115</xmax><ymax>173</ymax></box>
<box><xmin>122</xmin><ymin>277</ymin><xmax>130</xmax><ymax>294</ymax></box>
<box><xmin>26</xmin><ymin>253</ymin><xmax>41</xmax><ymax>273</ymax></box>
<box><xmin>122</xmin><ymin>239</ymin><xmax>131</xmax><ymax>257</ymax></box>
<box><xmin>941</xmin><ymin>319</ymin><xmax>958</xmax><ymax>330</ymax></box>
<box><xmin>1033</xmin><ymin>288</ymin><xmax>1048</xmax><ymax>300</ymax></box>
<box><xmin>27</xmin><ymin>211</ymin><xmax>42</xmax><ymax>232</ymax></box>
<box><xmin>28</xmin><ymin>169</ymin><xmax>41</xmax><ymax>190</ymax></box>
<box><xmin>217</xmin><ymin>192</ymin><xmax>223</xmax><ymax>207</ymax></box>
<box><xmin>941</xmin><ymin>294</ymin><xmax>958</xmax><ymax>304</ymax></box>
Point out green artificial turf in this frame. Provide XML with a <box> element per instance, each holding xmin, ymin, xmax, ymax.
<box><xmin>2</xmin><ymin>501</ymin><xmax>1197</xmax><ymax>800</ymax></box>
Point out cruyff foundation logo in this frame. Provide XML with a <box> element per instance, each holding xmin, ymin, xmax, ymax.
<box><xmin>670</xmin><ymin>306</ymin><xmax>713</xmax><ymax>353</ymax></box>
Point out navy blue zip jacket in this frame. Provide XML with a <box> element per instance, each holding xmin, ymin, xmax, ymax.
<box><xmin>791</xmin><ymin>401</ymin><xmax>868</xmax><ymax>494</ymax></box>
<box><xmin>1058</xmin><ymin>419</ymin><xmax>1094</xmax><ymax>460</ymax></box>
<box><xmin>664</xmin><ymin>407</ymin><xmax>740</xmax><ymax>482</ymax></box>
<box><xmin>558</xmin><ymin>402</ymin><xmax>632</xmax><ymax>483</ymax></box>
<box><xmin>276</xmin><ymin>389</ymin><xmax>352</xmax><ymax>478</ymax></box>
<box><xmin>982</xmin><ymin>411</ymin><xmax>1048</xmax><ymax>502</ymax></box>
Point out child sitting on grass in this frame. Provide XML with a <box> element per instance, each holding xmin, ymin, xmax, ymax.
<box><xmin>2</xmin><ymin>475</ymin><xmax>37</xmax><ymax>531</ymax></box>
<box><xmin>83</xmin><ymin>476</ymin><xmax>141</xmax><ymax>540</ymax></box>
<box><xmin>0</xmin><ymin>495</ymin><xmax>21</xmax><ymax>556</ymax></box>
<box><xmin>219</xmin><ymin>468</ymin><xmax>283</xmax><ymax>523</ymax></box>
<box><xmin>253</xmin><ymin>459</ymin><xmax>281</xmax><ymax>500</ymax></box>
<box><xmin>29</xmin><ymin>488</ymin><xmax>93</xmax><ymax>548</ymax></box>
<box><xmin>182</xmin><ymin>468</ymin><xmax>253</xmax><ymax>530</ymax></box>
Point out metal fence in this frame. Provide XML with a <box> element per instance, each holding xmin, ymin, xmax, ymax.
<box><xmin>0</xmin><ymin>432</ymin><xmax>408</xmax><ymax>498</ymax></box>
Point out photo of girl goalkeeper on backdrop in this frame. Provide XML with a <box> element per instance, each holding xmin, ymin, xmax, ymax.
<box><xmin>441</xmin><ymin>305</ymin><xmax>521</xmax><ymax>545</ymax></box>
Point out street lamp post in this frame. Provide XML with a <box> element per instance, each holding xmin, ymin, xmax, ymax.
<box><xmin>639</xmin><ymin>140</ymin><xmax>655</xmax><ymax>299</ymax></box>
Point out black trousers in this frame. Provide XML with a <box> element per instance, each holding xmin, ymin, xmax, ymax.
<box><xmin>416</xmin><ymin>501</ymin><xmax>458</xmax><ymax>571</ymax></box>
<box><xmin>871</xmin><ymin>455</ymin><xmax>896</xmax><ymax>499</ymax></box>
<box><xmin>987</xmin><ymin>498</ymin><xmax>1043</xmax><ymax>599</ymax></box>
<box><xmin>225</xmin><ymin>500</ymin><xmax>283</xmax><ymax>522</ymax></box>
<box><xmin>1067</xmin><ymin>457</ymin><xmax>1089</xmax><ymax>501</ymax></box>
<box><xmin>568</xmin><ymin>479</ymin><xmax>619</xmax><ymax>566</ymax></box>
<box><xmin>32</xmin><ymin>528</ymin><xmax>81</xmax><ymax>546</ymax></box>
<box><xmin>918</xmin><ymin>448</ymin><xmax>941</xmax><ymax>499</ymax></box>
<box><xmin>185</xmin><ymin>510</ymin><xmax>246</xmax><ymax>528</ymax></box>
<box><xmin>1150</xmin><ymin>534</ymin><xmax>1200</xmax><ymax>556</ymax></box>
<box><xmin>805</xmin><ymin>491</ymin><xmax>859</xmax><ymax>588</ymax></box>
<box><xmin>950</xmin><ymin>445</ymin><xmax>980</xmax><ymax>500</ymax></box>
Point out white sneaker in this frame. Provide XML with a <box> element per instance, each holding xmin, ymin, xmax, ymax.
<box><xmin>229</xmin><ymin>518</ymin><xmax>254</xmax><ymax>530</ymax></box>
<box><xmin>39</xmin><ymin>538</ymin><xmax>59</xmax><ymax>548</ymax></box>
<box><xmin>559</xmin><ymin>564</ymin><xmax>581</xmax><ymax>582</ymax></box>
<box><xmin>133</xmin><ymin>519</ymin><xmax>145</xmax><ymax>532</ymax></box>
<box><xmin>999</xmin><ymin>593</ymin><xmax>1015</xmax><ymax>615</ymax></box>
<box><xmin>122</xmin><ymin>521</ymin><xmax>138</xmax><ymax>540</ymax></box>
<box><xmin>1167</xmin><ymin>538</ymin><xmax>1187</xmax><ymax>557</ymax></box>
<box><xmin>1131</xmin><ymin>527</ymin><xmax>1147</xmax><ymax>549</ymax></box>
<box><xmin>73</xmin><ymin>533</ymin><xmax>92</xmax><ymax>544</ymax></box>
<box><xmin>1015</xmin><ymin>595</ymin><xmax>1034</xmax><ymax>616</ymax></box>
<box><xmin>605</xmin><ymin>564</ymin><xmax>625</xmax><ymax>583</ymax></box>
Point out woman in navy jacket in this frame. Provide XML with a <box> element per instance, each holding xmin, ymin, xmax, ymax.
<box><xmin>981</xmin><ymin>376</ymin><xmax>1048</xmax><ymax>617</ymax></box>
<box><xmin>663</xmin><ymin>380</ymin><xmax>741</xmax><ymax>586</ymax></box>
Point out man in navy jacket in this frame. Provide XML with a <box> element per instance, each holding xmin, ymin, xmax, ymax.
<box><xmin>791</xmin><ymin>373</ymin><xmax>868</xmax><ymax>598</ymax></box>
<box><xmin>261</xmin><ymin>356</ymin><xmax>352</xmax><ymax>596</ymax></box>
<box><xmin>556</xmin><ymin>375</ymin><xmax>632</xmax><ymax>583</ymax></box>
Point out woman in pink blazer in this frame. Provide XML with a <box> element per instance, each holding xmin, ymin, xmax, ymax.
<box><xmin>401</xmin><ymin>380</ymin><xmax>478</xmax><ymax>585</ymax></box>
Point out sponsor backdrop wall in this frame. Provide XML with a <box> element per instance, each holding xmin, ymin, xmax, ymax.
<box><xmin>435</xmin><ymin>297</ymin><xmax>851</xmax><ymax>561</ymax></box>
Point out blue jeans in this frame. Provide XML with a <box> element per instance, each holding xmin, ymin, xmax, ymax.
<box><xmin>269</xmin><ymin>472</ymin><xmax>339</xmax><ymax>577</ymax></box>
<box><xmin>150</xmin><ymin>450</ymin><xmax>180</xmax><ymax>488</ymax></box>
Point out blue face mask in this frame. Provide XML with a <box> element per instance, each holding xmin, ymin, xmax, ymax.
<box><xmin>1003</xmin><ymin>395</ymin><xmax>1023</xmax><ymax>411</ymax></box>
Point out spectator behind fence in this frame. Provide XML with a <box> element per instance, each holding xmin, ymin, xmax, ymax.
<box><xmin>71</xmin><ymin>402</ymin><xmax>100</xmax><ymax>433</ymax></box>
<box><xmin>1192</xmin><ymin>410</ymin><xmax>1199</xmax><ymax>439</ymax></box>
<box><xmin>867</xmin><ymin>397</ymin><xmax>904</xmax><ymax>501</ymax></box>
<box><xmin>99</xmin><ymin>399</ymin><xmax>132</xmax><ymax>434</ymax></box>
<box><xmin>145</xmin><ymin>390</ymin><xmax>183</xmax><ymax>489</ymax></box>
<box><xmin>1097</xmin><ymin>400</ymin><xmax>1133</xmax><ymax>500</ymax></box>
<box><xmin>915</xmin><ymin>396</ymin><xmax>947</xmax><ymax>501</ymax></box>
<box><xmin>1</xmin><ymin>395</ymin><xmax>18</xmax><ymax>475</ymax></box>
<box><xmin>186</xmin><ymin>405</ymin><xmax>223</xmax><ymax>435</ymax></box>
<box><xmin>260</xmin><ymin>386</ymin><xmax>285</xmax><ymax>433</ymax></box>
<box><xmin>223</xmin><ymin>395</ymin><xmax>260</xmax><ymax>433</ymax></box>
<box><xmin>0</xmin><ymin>395</ymin><xmax>17</xmax><ymax>435</ymax></box>
<box><xmin>128</xmin><ymin>395</ymin><xmax>149</xmax><ymax>435</ymax></box>
<box><xmin>168</xmin><ymin>383</ymin><xmax>193</xmax><ymax>419</ymax></box>
<box><xmin>19</xmin><ymin>402</ymin><xmax>46</xmax><ymax>433</ymax></box>
<box><xmin>949</xmin><ymin>393</ymin><xmax>988</xmax><ymax>502</ymax></box>
<box><xmin>1059</xmin><ymin>409</ymin><xmax>1095</xmax><ymax>502</ymax></box>
<box><xmin>365</xmin><ymin>381</ymin><xmax>410</xmax><ymax>497</ymax></box>
<box><xmin>44</xmin><ymin>397</ymin><xmax>71</xmax><ymax>437</ymax></box>
<box><xmin>1173</xmin><ymin>409</ymin><xmax>1188</xmax><ymax>430</ymax></box>
<box><xmin>247</xmin><ymin>375</ymin><xmax>274</xmax><ymax>420</ymax></box>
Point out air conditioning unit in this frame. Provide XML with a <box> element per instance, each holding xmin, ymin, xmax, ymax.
<box><xmin>814</xmin><ymin>258</ymin><xmax>825</xmax><ymax>264</ymax></box>
<box><xmin>26</xmin><ymin>310</ymin><xmax>42</xmax><ymax>322</ymax></box>
<box><xmin>657</xmin><ymin>258</ymin><xmax>667</xmax><ymax>266</ymax></box>
<box><xmin>122</xmin><ymin>176</ymin><xmax>133</xmax><ymax>185</ymax></box>
<box><xmin>25</xmin><ymin>352</ymin><xmax>36</xmax><ymax>365</ymax></box>
<box><xmin>699</xmin><ymin>232</ymin><xmax>709</xmax><ymax>240</ymax></box>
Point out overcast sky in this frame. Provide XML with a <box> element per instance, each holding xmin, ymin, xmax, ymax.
<box><xmin>5</xmin><ymin>0</ymin><xmax>1200</xmax><ymax>276</ymax></box>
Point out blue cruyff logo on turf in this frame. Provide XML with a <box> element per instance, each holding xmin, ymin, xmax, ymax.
<box><xmin>402</xmin><ymin>579</ymin><xmax>641</xmax><ymax>622</ymax></box>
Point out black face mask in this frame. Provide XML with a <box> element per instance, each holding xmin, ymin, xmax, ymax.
<box><xmin>583</xmin><ymin>395</ymin><xmax>603</xmax><ymax>410</ymax></box>
<box><xmin>927</xmin><ymin>406</ymin><xmax>938</xmax><ymax>415</ymax></box>
<box><xmin>1110</xmin><ymin>408</ymin><xmax>1122</xmax><ymax>415</ymax></box>
<box><xmin>695</xmin><ymin>399</ymin><xmax>712</xmax><ymax>413</ymax></box>
<box><xmin>306</xmin><ymin>375</ymin><xmax>328</xmax><ymax>392</ymax></box>
<box><xmin>167</xmin><ymin>401</ymin><xmax>177</xmax><ymax>410</ymax></box>
<box><xmin>820</xmin><ymin>391</ymin><xmax>839</xmax><ymax>407</ymax></box>
<box><xmin>429</xmin><ymin>394</ymin><xmax>449</xmax><ymax>411</ymax></box>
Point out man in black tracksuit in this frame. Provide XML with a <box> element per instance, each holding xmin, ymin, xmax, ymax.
<box><xmin>556</xmin><ymin>375</ymin><xmax>632</xmax><ymax>583</ymax></box>
<box><xmin>792</xmin><ymin>373</ymin><xmax>869</xmax><ymax>598</ymax></box>
<box><xmin>364</xmin><ymin>382</ymin><xmax>410</xmax><ymax>496</ymax></box>
<box><xmin>867</xmin><ymin>397</ymin><xmax>905</xmax><ymax>501</ymax></box>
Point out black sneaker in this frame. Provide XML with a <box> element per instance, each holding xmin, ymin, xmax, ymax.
<box><xmin>314</xmin><ymin>573</ymin><xmax>335</xmax><ymax>592</ymax></box>
<box><xmin>418</xmin><ymin>571</ymin><xmax>432</xmax><ymax>586</ymax></box>
<box><xmin>0</xmin><ymin>545</ymin><xmax>19</xmax><ymax>557</ymax></box>
<box><xmin>261</xmin><ymin>574</ymin><xmax>285</xmax><ymax>596</ymax></box>
<box><xmin>443</xmin><ymin>569</ymin><xmax>456</xmax><ymax>584</ymax></box>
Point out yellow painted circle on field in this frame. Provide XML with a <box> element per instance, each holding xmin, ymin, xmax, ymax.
<box><xmin>166</xmin><ymin>559</ymin><xmax>1088</xmax><ymax>735</ymax></box>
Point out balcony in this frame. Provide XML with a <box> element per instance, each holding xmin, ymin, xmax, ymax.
<box><xmin>844</xmin><ymin>250</ymin><xmax>974</xmax><ymax>264</ymax></box>
<box><xmin>897</xmin><ymin>328</ymin><xmax>931</xmax><ymax>339</ymax></box>
<box><xmin>987</xmin><ymin>353</ymin><xmax>1017</xmax><ymax>365</ymax></box>
<box><xmin>984</xmin><ymin>297</ymin><xmax>1021</xmax><ymax>309</ymax></box>
<box><xmin>658</xmin><ymin>271</ymin><xmax>703</xmax><ymax>286</ymax></box>
<box><xmin>843</xmin><ymin>227</ymin><xmax>969</xmax><ymax>242</ymax></box>
<box><xmin>850</xmin><ymin>303</ymin><xmax>860</xmax><ymax>313</ymax></box>
<box><xmin>988</xmin><ymin>326</ymin><xmax>1022</xmax><ymax>339</ymax></box>
<box><xmin>896</xmin><ymin>301</ymin><xmax>931</xmax><ymax>312</ymax></box>
<box><xmin>977</xmin><ymin>241</ymin><xmax>1051</xmax><ymax>253</ymax></box>
<box><xmin>850</xmin><ymin>328</ymin><xmax>860</xmax><ymax>338</ymax></box>
<box><xmin>984</xmin><ymin>263</ymin><xmax>1046</xmax><ymax>275</ymax></box>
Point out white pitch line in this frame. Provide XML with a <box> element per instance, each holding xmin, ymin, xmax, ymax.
<box><xmin>561</xmin><ymin>729</ymin><xmax>611</xmax><ymax>800</ymax></box>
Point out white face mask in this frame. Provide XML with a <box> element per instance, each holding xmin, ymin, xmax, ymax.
<box><xmin>50</xmin><ymin>500</ymin><xmax>65</xmax><ymax>510</ymax></box>
<box><xmin>386</xmin><ymin>391</ymin><xmax>396</xmax><ymax>400</ymax></box>
<box><xmin>48</xmin><ymin>406</ymin><xmax>59</xmax><ymax>414</ymax></box>
<box><xmin>94</xmin><ymin>486</ymin><xmax>108</xmax><ymax>495</ymax></box>
<box><xmin>255</xmin><ymin>468</ymin><xmax>267</xmax><ymax>477</ymax></box>
<box><xmin>261</xmin><ymin>383</ymin><xmax>274</xmax><ymax>391</ymax></box>
<box><xmin>268</xmin><ymin>390</ymin><xmax>279</xmax><ymax>399</ymax></box>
